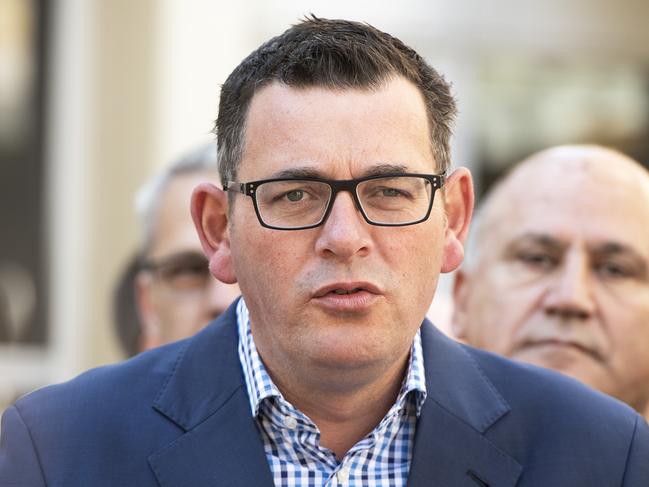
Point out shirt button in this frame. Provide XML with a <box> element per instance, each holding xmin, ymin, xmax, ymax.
<box><xmin>336</xmin><ymin>465</ymin><xmax>350</xmax><ymax>484</ymax></box>
<box><xmin>283</xmin><ymin>416</ymin><xmax>297</xmax><ymax>429</ymax></box>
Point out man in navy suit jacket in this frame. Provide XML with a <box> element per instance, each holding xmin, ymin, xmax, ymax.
<box><xmin>2</xmin><ymin>303</ymin><xmax>647</xmax><ymax>485</ymax></box>
<box><xmin>2</xmin><ymin>17</ymin><xmax>648</xmax><ymax>486</ymax></box>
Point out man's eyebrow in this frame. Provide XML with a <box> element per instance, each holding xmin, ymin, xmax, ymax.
<box><xmin>270</xmin><ymin>163</ymin><xmax>411</xmax><ymax>180</ymax></box>
<box><xmin>271</xmin><ymin>167</ymin><xmax>325</xmax><ymax>179</ymax></box>
<box><xmin>591</xmin><ymin>242</ymin><xmax>641</xmax><ymax>256</ymax></box>
<box><xmin>506</xmin><ymin>236</ymin><xmax>649</xmax><ymax>270</ymax></box>
<box><xmin>507</xmin><ymin>233</ymin><xmax>567</xmax><ymax>252</ymax></box>
<box><xmin>591</xmin><ymin>242</ymin><xmax>648</xmax><ymax>265</ymax></box>
<box><xmin>360</xmin><ymin>163</ymin><xmax>411</xmax><ymax>177</ymax></box>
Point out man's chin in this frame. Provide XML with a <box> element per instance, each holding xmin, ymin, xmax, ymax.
<box><xmin>513</xmin><ymin>344</ymin><xmax>602</xmax><ymax>381</ymax></box>
<box><xmin>306</xmin><ymin>341</ymin><xmax>401</xmax><ymax>375</ymax></box>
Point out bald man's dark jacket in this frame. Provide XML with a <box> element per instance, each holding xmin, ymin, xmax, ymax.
<box><xmin>1</xmin><ymin>300</ymin><xmax>648</xmax><ymax>486</ymax></box>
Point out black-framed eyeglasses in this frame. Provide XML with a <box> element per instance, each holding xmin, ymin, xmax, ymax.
<box><xmin>224</xmin><ymin>173</ymin><xmax>445</xmax><ymax>230</ymax></box>
<box><xmin>140</xmin><ymin>251</ymin><xmax>211</xmax><ymax>291</ymax></box>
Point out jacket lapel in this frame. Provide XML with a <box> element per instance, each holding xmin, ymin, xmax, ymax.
<box><xmin>147</xmin><ymin>305</ymin><xmax>521</xmax><ymax>486</ymax></box>
<box><xmin>408</xmin><ymin>323</ymin><xmax>522</xmax><ymax>487</ymax></box>
<box><xmin>148</xmin><ymin>301</ymin><xmax>275</xmax><ymax>487</ymax></box>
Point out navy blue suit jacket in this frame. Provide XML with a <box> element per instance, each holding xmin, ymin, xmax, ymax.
<box><xmin>1</xmin><ymin>301</ymin><xmax>648</xmax><ymax>486</ymax></box>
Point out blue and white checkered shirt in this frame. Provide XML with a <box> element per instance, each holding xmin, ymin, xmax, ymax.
<box><xmin>237</xmin><ymin>298</ymin><xmax>427</xmax><ymax>487</ymax></box>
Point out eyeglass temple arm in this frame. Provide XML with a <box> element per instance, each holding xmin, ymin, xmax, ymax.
<box><xmin>223</xmin><ymin>181</ymin><xmax>246</xmax><ymax>194</ymax></box>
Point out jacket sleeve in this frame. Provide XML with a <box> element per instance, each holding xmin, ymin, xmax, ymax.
<box><xmin>0</xmin><ymin>405</ymin><xmax>47</xmax><ymax>487</ymax></box>
<box><xmin>622</xmin><ymin>414</ymin><xmax>649</xmax><ymax>486</ymax></box>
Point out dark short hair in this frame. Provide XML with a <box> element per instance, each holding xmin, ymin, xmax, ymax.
<box><xmin>215</xmin><ymin>16</ymin><xmax>456</xmax><ymax>186</ymax></box>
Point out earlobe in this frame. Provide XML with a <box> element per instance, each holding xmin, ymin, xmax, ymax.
<box><xmin>191</xmin><ymin>183</ymin><xmax>237</xmax><ymax>284</ymax></box>
<box><xmin>440</xmin><ymin>167</ymin><xmax>474</xmax><ymax>273</ymax></box>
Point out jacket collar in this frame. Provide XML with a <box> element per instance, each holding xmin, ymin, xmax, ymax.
<box><xmin>408</xmin><ymin>322</ymin><xmax>522</xmax><ymax>487</ymax></box>
<box><xmin>151</xmin><ymin>300</ymin><xmax>243</xmax><ymax>432</ymax></box>
<box><xmin>148</xmin><ymin>299</ymin><xmax>275</xmax><ymax>487</ymax></box>
<box><xmin>420</xmin><ymin>322</ymin><xmax>510</xmax><ymax>433</ymax></box>
<box><xmin>149</xmin><ymin>304</ymin><xmax>521</xmax><ymax>486</ymax></box>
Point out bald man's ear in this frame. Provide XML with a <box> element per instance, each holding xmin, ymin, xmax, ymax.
<box><xmin>191</xmin><ymin>183</ymin><xmax>237</xmax><ymax>284</ymax></box>
<box><xmin>440</xmin><ymin>167</ymin><xmax>474</xmax><ymax>273</ymax></box>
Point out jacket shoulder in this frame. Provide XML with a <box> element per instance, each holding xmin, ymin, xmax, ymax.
<box><xmin>13</xmin><ymin>338</ymin><xmax>188</xmax><ymax>430</ymax></box>
<box><xmin>462</xmin><ymin>344</ymin><xmax>649</xmax><ymax>483</ymax></box>
<box><xmin>464</xmin><ymin>343</ymin><xmax>638</xmax><ymax>423</ymax></box>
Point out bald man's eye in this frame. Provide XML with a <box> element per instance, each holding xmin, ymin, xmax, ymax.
<box><xmin>594</xmin><ymin>260</ymin><xmax>635</xmax><ymax>280</ymax></box>
<box><xmin>515</xmin><ymin>251</ymin><xmax>559</xmax><ymax>270</ymax></box>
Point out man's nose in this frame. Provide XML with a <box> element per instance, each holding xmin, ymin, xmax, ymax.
<box><xmin>543</xmin><ymin>252</ymin><xmax>595</xmax><ymax>320</ymax></box>
<box><xmin>314</xmin><ymin>191</ymin><xmax>372</xmax><ymax>260</ymax></box>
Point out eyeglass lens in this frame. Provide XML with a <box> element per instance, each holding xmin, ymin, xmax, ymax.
<box><xmin>144</xmin><ymin>252</ymin><xmax>211</xmax><ymax>291</ymax></box>
<box><xmin>255</xmin><ymin>176</ymin><xmax>433</xmax><ymax>229</ymax></box>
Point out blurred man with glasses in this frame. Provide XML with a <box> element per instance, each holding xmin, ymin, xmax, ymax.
<box><xmin>112</xmin><ymin>144</ymin><xmax>240</xmax><ymax>357</ymax></box>
<box><xmin>452</xmin><ymin>145</ymin><xmax>649</xmax><ymax>420</ymax></box>
<box><xmin>135</xmin><ymin>143</ymin><xmax>239</xmax><ymax>352</ymax></box>
<box><xmin>2</xmin><ymin>18</ymin><xmax>648</xmax><ymax>486</ymax></box>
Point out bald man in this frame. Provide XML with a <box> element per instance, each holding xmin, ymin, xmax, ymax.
<box><xmin>452</xmin><ymin>145</ymin><xmax>649</xmax><ymax>419</ymax></box>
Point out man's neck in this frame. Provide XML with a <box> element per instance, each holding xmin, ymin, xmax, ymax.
<box><xmin>269</xmin><ymin>353</ymin><xmax>410</xmax><ymax>459</ymax></box>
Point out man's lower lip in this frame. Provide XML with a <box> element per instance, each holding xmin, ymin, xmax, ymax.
<box><xmin>312</xmin><ymin>290</ymin><xmax>379</xmax><ymax>312</ymax></box>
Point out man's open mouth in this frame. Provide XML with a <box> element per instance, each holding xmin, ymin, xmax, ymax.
<box><xmin>331</xmin><ymin>288</ymin><xmax>363</xmax><ymax>295</ymax></box>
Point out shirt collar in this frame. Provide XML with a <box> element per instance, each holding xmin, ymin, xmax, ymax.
<box><xmin>237</xmin><ymin>298</ymin><xmax>282</xmax><ymax>416</ymax></box>
<box><xmin>236</xmin><ymin>297</ymin><xmax>427</xmax><ymax>418</ymax></box>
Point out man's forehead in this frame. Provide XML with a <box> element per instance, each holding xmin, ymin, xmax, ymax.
<box><xmin>506</xmin><ymin>146</ymin><xmax>649</xmax><ymax>192</ymax></box>
<box><xmin>244</xmin><ymin>77</ymin><xmax>428</xmax><ymax>127</ymax></box>
<box><xmin>488</xmin><ymin>148</ymin><xmax>649</xmax><ymax>216</ymax></box>
<box><xmin>153</xmin><ymin>171</ymin><xmax>218</xmax><ymax>246</ymax></box>
<box><xmin>477</xmin><ymin>149</ymin><xmax>649</xmax><ymax>261</ymax></box>
<box><xmin>486</xmin><ymin>198</ymin><xmax>649</xmax><ymax>253</ymax></box>
<box><xmin>238</xmin><ymin>77</ymin><xmax>435</xmax><ymax>178</ymax></box>
<box><xmin>162</xmin><ymin>171</ymin><xmax>217</xmax><ymax>210</ymax></box>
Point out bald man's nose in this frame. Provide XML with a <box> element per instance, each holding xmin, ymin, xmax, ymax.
<box><xmin>543</xmin><ymin>253</ymin><xmax>595</xmax><ymax>320</ymax></box>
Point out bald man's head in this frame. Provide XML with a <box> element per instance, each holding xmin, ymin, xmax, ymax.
<box><xmin>453</xmin><ymin>145</ymin><xmax>649</xmax><ymax>418</ymax></box>
<box><xmin>463</xmin><ymin>145</ymin><xmax>649</xmax><ymax>271</ymax></box>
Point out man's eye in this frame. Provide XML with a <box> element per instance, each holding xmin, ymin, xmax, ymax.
<box><xmin>184</xmin><ymin>264</ymin><xmax>211</xmax><ymax>276</ymax></box>
<box><xmin>269</xmin><ymin>188</ymin><xmax>314</xmax><ymax>204</ymax></box>
<box><xmin>516</xmin><ymin>252</ymin><xmax>558</xmax><ymax>269</ymax></box>
<box><xmin>380</xmin><ymin>187</ymin><xmax>405</xmax><ymax>197</ymax></box>
<box><xmin>595</xmin><ymin>261</ymin><xmax>633</xmax><ymax>279</ymax></box>
<box><xmin>161</xmin><ymin>263</ymin><xmax>208</xmax><ymax>280</ymax></box>
<box><xmin>371</xmin><ymin>186</ymin><xmax>411</xmax><ymax>199</ymax></box>
<box><xmin>285</xmin><ymin>190</ymin><xmax>304</xmax><ymax>202</ymax></box>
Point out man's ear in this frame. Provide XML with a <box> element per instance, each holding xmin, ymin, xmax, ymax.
<box><xmin>440</xmin><ymin>167</ymin><xmax>474</xmax><ymax>273</ymax></box>
<box><xmin>191</xmin><ymin>183</ymin><xmax>237</xmax><ymax>284</ymax></box>
<box><xmin>450</xmin><ymin>269</ymin><xmax>469</xmax><ymax>340</ymax></box>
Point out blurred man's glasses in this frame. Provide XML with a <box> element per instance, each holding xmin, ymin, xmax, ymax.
<box><xmin>224</xmin><ymin>173</ymin><xmax>445</xmax><ymax>230</ymax></box>
<box><xmin>141</xmin><ymin>252</ymin><xmax>210</xmax><ymax>291</ymax></box>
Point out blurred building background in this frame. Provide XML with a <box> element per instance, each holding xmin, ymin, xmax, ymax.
<box><xmin>1</xmin><ymin>0</ymin><xmax>648</xmax><ymax>409</ymax></box>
